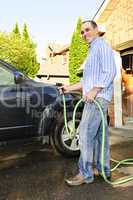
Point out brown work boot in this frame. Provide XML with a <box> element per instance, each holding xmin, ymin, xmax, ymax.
<box><xmin>65</xmin><ymin>173</ymin><xmax>94</xmax><ymax>186</ymax></box>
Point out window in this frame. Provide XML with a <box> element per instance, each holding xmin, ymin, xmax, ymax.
<box><xmin>0</xmin><ymin>64</ymin><xmax>15</xmax><ymax>86</ymax></box>
<box><xmin>62</xmin><ymin>53</ymin><xmax>67</xmax><ymax>65</ymax></box>
<box><xmin>121</xmin><ymin>48</ymin><xmax>133</xmax><ymax>74</ymax></box>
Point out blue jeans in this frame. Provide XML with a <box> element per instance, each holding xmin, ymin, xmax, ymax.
<box><xmin>78</xmin><ymin>97</ymin><xmax>110</xmax><ymax>182</ymax></box>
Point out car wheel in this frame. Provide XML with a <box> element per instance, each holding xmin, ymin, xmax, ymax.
<box><xmin>51</xmin><ymin>113</ymin><xmax>81</xmax><ymax>157</ymax></box>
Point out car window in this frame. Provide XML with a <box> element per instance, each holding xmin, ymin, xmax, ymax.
<box><xmin>0</xmin><ymin>63</ymin><xmax>15</xmax><ymax>86</ymax></box>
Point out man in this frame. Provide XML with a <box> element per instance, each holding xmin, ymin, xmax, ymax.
<box><xmin>62</xmin><ymin>20</ymin><xmax>116</xmax><ymax>186</ymax></box>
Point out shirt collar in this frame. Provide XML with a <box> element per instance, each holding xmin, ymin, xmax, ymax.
<box><xmin>90</xmin><ymin>37</ymin><xmax>99</xmax><ymax>47</ymax></box>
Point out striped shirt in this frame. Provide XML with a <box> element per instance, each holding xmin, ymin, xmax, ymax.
<box><xmin>81</xmin><ymin>37</ymin><xmax>116</xmax><ymax>102</ymax></box>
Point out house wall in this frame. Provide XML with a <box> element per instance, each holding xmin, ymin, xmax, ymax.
<box><xmin>95</xmin><ymin>0</ymin><xmax>133</xmax><ymax>126</ymax></box>
<box><xmin>38</xmin><ymin>44</ymin><xmax>69</xmax><ymax>85</ymax></box>
<box><xmin>96</xmin><ymin>0</ymin><xmax>133</xmax><ymax>48</ymax></box>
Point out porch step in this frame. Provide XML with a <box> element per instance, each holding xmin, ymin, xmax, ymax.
<box><xmin>109</xmin><ymin>126</ymin><xmax>133</xmax><ymax>139</ymax></box>
<box><xmin>109</xmin><ymin>127</ymin><xmax>133</xmax><ymax>146</ymax></box>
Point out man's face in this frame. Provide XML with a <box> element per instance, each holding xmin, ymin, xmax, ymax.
<box><xmin>81</xmin><ymin>22</ymin><xmax>98</xmax><ymax>43</ymax></box>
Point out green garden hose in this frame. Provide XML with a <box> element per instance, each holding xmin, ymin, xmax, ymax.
<box><xmin>62</xmin><ymin>94</ymin><xmax>133</xmax><ymax>186</ymax></box>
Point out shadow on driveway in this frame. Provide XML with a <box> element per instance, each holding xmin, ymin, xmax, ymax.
<box><xmin>0</xmin><ymin>141</ymin><xmax>132</xmax><ymax>200</ymax></box>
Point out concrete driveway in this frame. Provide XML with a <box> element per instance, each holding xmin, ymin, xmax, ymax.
<box><xmin>0</xmin><ymin>133</ymin><xmax>132</xmax><ymax>200</ymax></box>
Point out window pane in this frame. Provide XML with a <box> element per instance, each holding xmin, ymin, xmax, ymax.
<box><xmin>0</xmin><ymin>64</ymin><xmax>14</xmax><ymax>85</ymax></box>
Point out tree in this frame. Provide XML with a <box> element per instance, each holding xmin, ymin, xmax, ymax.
<box><xmin>12</xmin><ymin>22</ymin><xmax>21</xmax><ymax>38</ymax></box>
<box><xmin>22</xmin><ymin>23</ymin><xmax>30</xmax><ymax>41</ymax></box>
<box><xmin>22</xmin><ymin>23</ymin><xmax>36</xmax><ymax>49</ymax></box>
<box><xmin>0</xmin><ymin>31</ymin><xmax>39</xmax><ymax>77</ymax></box>
<box><xmin>69</xmin><ymin>17</ymin><xmax>88</xmax><ymax>84</ymax></box>
<box><xmin>21</xmin><ymin>23</ymin><xmax>39</xmax><ymax>76</ymax></box>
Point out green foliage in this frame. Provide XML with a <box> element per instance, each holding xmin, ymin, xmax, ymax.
<box><xmin>12</xmin><ymin>22</ymin><xmax>21</xmax><ymax>38</ymax></box>
<box><xmin>0</xmin><ymin>24</ymin><xmax>39</xmax><ymax>77</ymax></box>
<box><xmin>22</xmin><ymin>23</ymin><xmax>30</xmax><ymax>40</ymax></box>
<box><xmin>69</xmin><ymin>17</ymin><xmax>88</xmax><ymax>84</ymax></box>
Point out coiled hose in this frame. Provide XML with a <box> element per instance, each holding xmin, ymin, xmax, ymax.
<box><xmin>62</xmin><ymin>94</ymin><xmax>133</xmax><ymax>186</ymax></box>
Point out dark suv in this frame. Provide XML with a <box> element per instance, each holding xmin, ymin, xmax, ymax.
<box><xmin>0</xmin><ymin>59</ymin><xmax>83</xmax><ymax>157</ymax></box>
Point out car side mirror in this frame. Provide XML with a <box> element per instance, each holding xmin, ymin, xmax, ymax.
<box><xmin>14</xmin><ymin>71</ymin><xmax>25</xmax><ymax>84</ymax></box>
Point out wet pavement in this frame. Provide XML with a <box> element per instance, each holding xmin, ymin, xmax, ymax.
<box><xmin>0</xmin><ymin>133</ymin><xmax>133</xmax><ymax>200</ymax></box>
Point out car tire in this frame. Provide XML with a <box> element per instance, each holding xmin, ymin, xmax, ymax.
<box><xmin>51</xmin><ymin>112</ymin><xmax>81</xmax><ymax>157</ymax></box>
<box><xmin>51</xmin><ymin>111</ymin><xmax>109</xmax><ymax>157</ymax></box>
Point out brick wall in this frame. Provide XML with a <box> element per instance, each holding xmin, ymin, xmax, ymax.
<box><xmin>96</xmin><ymin>0</ymin><xmax>133</xmax><ymax>48</ymax></box>
<box><xmin>108</xmin><ymin>96</ymin><xmax>115</xmax><ymax>126</ymax></box>
<box><xmin>96</xmin><ymin>0</ymin><xmax>133</xmax><ymax>126</ymax></box>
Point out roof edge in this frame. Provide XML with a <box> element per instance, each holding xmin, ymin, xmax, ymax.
<box><xmin>93</xmin><ymin>0</ymin><xmax>111</xmax><ymax>21</ymax></box>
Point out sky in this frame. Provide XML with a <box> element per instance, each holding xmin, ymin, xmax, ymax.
<box><xmin>0</xmin><ymin>0</ymin><xmax>104</xmax><ymax>61</ymax></box>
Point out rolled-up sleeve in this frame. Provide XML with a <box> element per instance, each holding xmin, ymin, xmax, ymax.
<box><xmin>94</xmin><ymin>42</ymin><xmax>116</xmax><ymax>88</ymax></box>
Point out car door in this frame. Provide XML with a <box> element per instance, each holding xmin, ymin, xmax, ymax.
<box><xmin>0</xmin><ymin>62</ymin><xmax>34</xmax><ymax>141</ymax></box>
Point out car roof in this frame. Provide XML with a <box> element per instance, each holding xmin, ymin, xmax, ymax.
<box><xmin>0</xmin><ymin>59</ymin><xmax>17</xmax><ymax>72</ymax></box>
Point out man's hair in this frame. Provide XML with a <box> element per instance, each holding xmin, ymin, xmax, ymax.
<box><xmin>82</xmin><ymin>20</ymin><xmax>98</xmax><ymax>29</ymax></box>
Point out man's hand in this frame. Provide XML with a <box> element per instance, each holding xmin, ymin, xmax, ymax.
<box><xmin>59</xmin><ymin>85</ymin><xmax>71</xmax><ymax>94</ymax></box>
<box><xmin>84</xmin><ymin>87</ymin><xmax>102</xmax><ymax>102</ymax></box>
